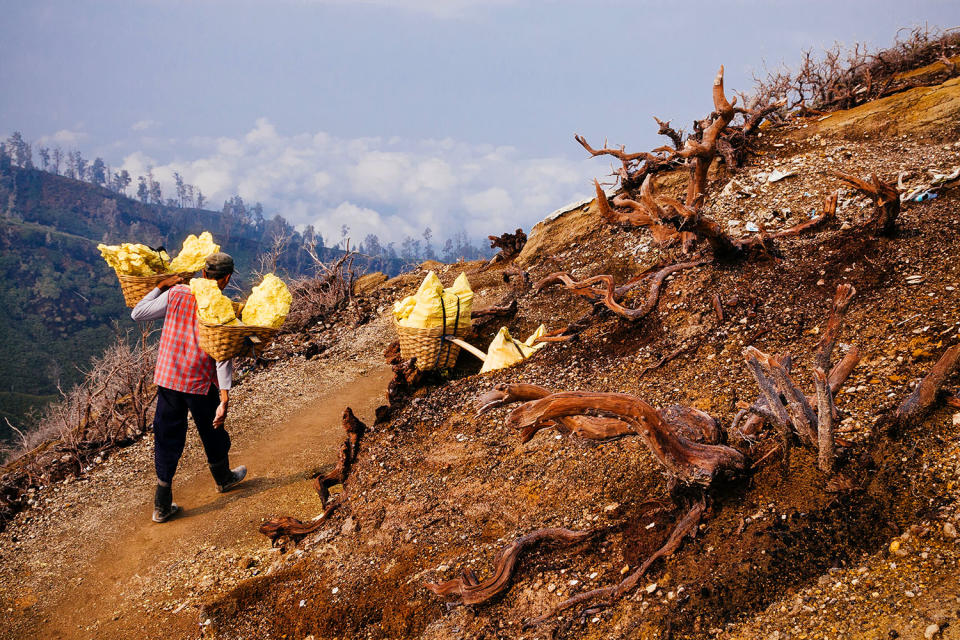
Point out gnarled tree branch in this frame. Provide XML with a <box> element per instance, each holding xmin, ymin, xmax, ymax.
<box><xmin>533</xmin><ymin>259</ymin><xmax>707</xmax><ymax>322</ymax></box>
<box><xmin>506</xmin><ymin>392</ymin><xmax>745</xmax><ymax>486</ymax></box>
<box><xmin>833</xmin><ymin>171</ymin><xmax>900</xmax><ymax>235</ymax></box>
<box><xmin>425</xmin><ymin>527</ymin><xmax>593</xmax><ymax>605</ymax></box>
<box><xmin>259</xmin><ymin>407</ymin><xmax>366</xmax><ymax>544</ymax></box>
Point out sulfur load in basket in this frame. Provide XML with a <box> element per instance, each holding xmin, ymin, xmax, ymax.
<box><xmin>193</xmin><ymin>274</ymin><xmax>291</xmax><ymax>362</ymax></box>
<box><xmin>98</xmin><ymin>231</ymin><xmax>220</xmax><ymax>307</ymax></box>
<box><xmin>393</xmin><ymin>271</ymin><xmax>473</xmax><ymax>370</ymax></box>
<box><xmin>241</xmin><ymin>274</ymin><xmax>292</xmax><ymax>329</ymax></box>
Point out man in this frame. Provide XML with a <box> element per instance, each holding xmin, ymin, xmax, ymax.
<box><xmin>132</xmin><ymin>252</ymin><xmax>246</xmax><ymax>523</ymax></box>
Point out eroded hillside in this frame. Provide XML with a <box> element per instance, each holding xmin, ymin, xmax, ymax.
<box><xmin>189</xmin><ymin>73</ymin><xmax>960</xmax><ymax>639</ymax></box>
<box><xmin>2</xmin><ymin>55</ymin><xmax>960</xmax><ymax>640</ymax></box>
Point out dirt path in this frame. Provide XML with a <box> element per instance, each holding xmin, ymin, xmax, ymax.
<box><xmin>3</xmin><ymin>361</ymin><xmax>393</xmax><ymax>640</ymax></box>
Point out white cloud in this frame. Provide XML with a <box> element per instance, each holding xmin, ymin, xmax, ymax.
<box><xmin>38</xmin><ymin>129</ymin><xmax>89</xmax><ymax>147</ymax></box>
<box><xmin>120</xmin><ymin>117</ymin><xmax>594</xmax><ymax>245</ymax></box>
<box><xmin>131</xmin><ymin>119</ymin><xmax>160</xmax><ymax>131</ymax></box>
<box><xmin>462</xmin><ymin>187</ymin><xmax>513</xmax><ymax>216</ymax></box>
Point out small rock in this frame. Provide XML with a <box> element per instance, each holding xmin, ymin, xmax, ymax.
<box><xmin>722</xmin><ymin>179</ymin><xmax>744</xmax><ymax>197</ymax></box>
<box><xmin>645</xmin><ymin>583</ymin><xmax>658</xmax><ymax>594</ymax></box>
<box><xmin>952</xmin><ymin>413</ymin><xmax>960</xmax><ymax>428</ymax></box>
<box><xmin>768</xmin><ymin>169</ymin><xmax>797</xmax><ymax>183</ymax></box>
<box><xmin>944</xmin><ymin>522</ymin><xmax>957</xmax><ymax>539</ymax></box>
<box><xmin>341</xmin><ymin>517</ymin><xmax>356</xmax><ymax>535</ymax></box>
<box><xmin>924</xmin><ymin>623</ymin><xmax>939</xmax><ymax>639</ymax></box>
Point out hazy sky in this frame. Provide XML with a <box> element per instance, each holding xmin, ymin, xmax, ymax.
<box><xmin>1</xmin><ymin>1</ymin><xmax>956</xmax><ymax>244</ymax></box>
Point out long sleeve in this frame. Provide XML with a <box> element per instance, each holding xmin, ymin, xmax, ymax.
<box><xmin>216</xmin><ymin>359</ymin><xmax>233</xmax><ymax>391</ymax></box>
<box><xmin>130</xmin><ymin>288</ymin><xmax>169</xmax><ymax>322</ymax></box>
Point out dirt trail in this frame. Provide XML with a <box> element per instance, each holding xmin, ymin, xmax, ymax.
<box><xmin>19</xmin><ymin>363</ymin><xmax>392</xmax><ymax>640</ymax></box>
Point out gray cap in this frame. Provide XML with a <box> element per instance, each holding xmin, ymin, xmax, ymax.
<box><xmin>204</xmin><ymin>252</ymin><xmax>235</xmax><ymax>278</ymax></box>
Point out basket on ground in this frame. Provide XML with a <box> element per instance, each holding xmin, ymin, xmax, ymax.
<box><xmin>395</xmin><ymin>320</ymin><xmax>463</xmax><ymax>370</ymax></box>
<box><xmin>117</xmin><ymin>271</ymin><xmax>195</xmax><ymax>308</ymax></box>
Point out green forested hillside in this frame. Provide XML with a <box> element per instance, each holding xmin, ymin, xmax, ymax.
<box><xmin>0</xmin><ymin>160</ymin><xmax>403</xmax><ymax>440</ymax></box>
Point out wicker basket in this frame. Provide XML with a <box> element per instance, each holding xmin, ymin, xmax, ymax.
<box><xmin>117</xmin><ymin>271</ymin><xmax>195</xmax><ymax>308</ymax></box>
<box><xmin>196</xmin><ymin>301</ymin><xmax>279</xmax><ymax>362</ymax></box>
<box><xmin>395</xmin><ymin>320</ymin><xmax>463</xmax><ymax>370</ymax></box>
<box><xmin>198</xmin><ymin>320</ymin><xmax>278</xmax><ymax>362</ymax></box>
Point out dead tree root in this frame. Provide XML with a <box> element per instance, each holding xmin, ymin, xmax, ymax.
<box><xmin>507</xmin><ymin>392</ymin><xmax>744</xmax><ymax>486</ymax></box>
<box><xmin>533</xmin><ymin>260</ymin><xmax>708</xmax><ymax>322</ymax></box>
<box><xmin>478</xmin><ymin>384</ymin><xmax>719</xmax><ymax>445</ymax></box>
<box><xmin>525</xmin><ymin>496</ymin><xmax>707</xmax><ymax>628</ymax></box>
<box><xmin>882</xmin><ymin>343</ymin><xmax>960</xmax><ymax>435</ymax></box>
<box><xmin>258</xmin><ymin>408</ymin><xmax>366</xmax><ymax>545</ymax></box>
<box><xmin>424</xmin><ymin>528</ymin><xmax>593</xmax><ymax>605</ymax></box>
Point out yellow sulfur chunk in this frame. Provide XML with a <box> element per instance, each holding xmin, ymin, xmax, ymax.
<box><xmin>168</xmin><ymin>231</ymin><xmax>220</xmax><ymax>273</ymax></box>
<box><xmin>396</xmin><ymin>271</ymin><xmax>473</xmax><ymax>330</ymax></box>
<box><xmin>242</xmin><ymin>273</ymin><xmax>292</xmax><ymax>329</ymax></box>
<box><xmin>444</xmin><ymin>272</ymin><xmax>473</xmax><ymax>329</ymax></box>
<box><xmin>97</xmin><ymin>243</ymin><xmax>169</xmax><ymax>276</ymax></box>
<box><xmin>190</xmin><ymin>278</ymin><xmax>237</xmax><ymax>325</ymax></box>
<box><xmin>480</xmin><ymin>324</ymin><xmax>547</xmax><ymax>374</ymax></box>
<box><xmin>393</xmin><ymin>296</ymin><xmax>416</xmax><ymax>322</ymax></box>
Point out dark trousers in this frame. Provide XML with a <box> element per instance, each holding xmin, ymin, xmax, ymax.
<box><xmin>153</xmin><ymin>385</ymin><xmax>230</xmax><ymax>484</ymax></box>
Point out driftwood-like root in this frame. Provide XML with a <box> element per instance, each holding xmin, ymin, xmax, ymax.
<box><xmin>476</xmin><ymin>383</ymin><xmax>632</xmax><ymax>442</ymax></box>
<box><xmin>478</xmin><ymin>384</ymin><xmax>719</xmax><ymax>445</ymax></box>
<box><xmin>533</xmin><ymin>260</ymin><xmax>707</xmax><ymax>323</ymax></box>
<box><xmin>425</xmin><ymin>528</ymin><xmax>592</xmax><ymax>605</ymax></box>
<box><xmin>833</xmin><ymin>171</ymin><xmax>900</xmax><ymax>235</ymax></box>
<box><xmin>815</xmin><ymin>284</ymin><xmax>856</xmax><ymax>372</ymax></box>
<box><xmin>740</xmin><ymin>285</ymin><xmax>859</xmax><ymax>477</ymax></box>
<box><xmin>259</xmin><ymin>408</ymin><xmax>366</xmax><ymax>544</ymax></box>
<box><xmin>813</xmin><ymin>368</ymin><xmax>837</xmax><ymax>473</ymax></box>
<box><xmin>526</xmin><ymin>497</ymin><xmax>706</xmax><ymax>628</ymax></box>
<box><xmin>507</xmin><ymin>392</ymin><xmax>745</xmax><ymax>486</ymax></box>
<box><xmin>739</xmin><ymin>346</ymin><xmax>860</xmax><ymax>437</ymax></box>
<box><xmin>887</xmin><ymin>344</ymin><xmax>960</xmax><ymax>432</ymax></box>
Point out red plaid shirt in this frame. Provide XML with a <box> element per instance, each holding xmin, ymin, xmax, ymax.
<box><xmin>154</xmin><ymin>284</ymin><xmax>218</xmax><ymax>394</ymax></box>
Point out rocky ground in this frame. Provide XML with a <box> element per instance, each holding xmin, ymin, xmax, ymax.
<box><xmin>2</xmin><ymin>71</ymin><xmax>960</xmax><ymax>640</ymax></box>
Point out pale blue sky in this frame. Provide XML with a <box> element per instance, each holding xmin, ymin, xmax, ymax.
<box><xmin>1</xmin><ymin>1</ymin><xmax>956</xmax><ymax>243</ymax></box>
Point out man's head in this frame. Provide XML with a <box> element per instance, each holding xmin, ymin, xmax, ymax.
<box><xmin>202</xmin><ymin>252</ymin><xmax>234</xmax><ymax>290</ymax></box>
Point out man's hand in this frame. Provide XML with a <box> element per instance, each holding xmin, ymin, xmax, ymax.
<box><xmin>213</xmin><ymin>401</ymin><xmax>228</xmax><ymax>428</ymax></box>
<box><xmin>157</xmin><ymin>274</ymin><xmax>187</xmax><ymax>291</ymax></box>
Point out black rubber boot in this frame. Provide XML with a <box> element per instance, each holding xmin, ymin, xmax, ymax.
<box><xmin>152</xmin><ymin>483</ymin><xmax>180</xmax><ymax>523</ymax></box>
<box><xmin>209</xmin><ymin>458</ymin><xmax>247</xmax><ymax>493</ymax></box>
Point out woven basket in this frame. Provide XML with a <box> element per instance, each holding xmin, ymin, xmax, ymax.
<box><xmin>117</xmin><ymin>271</ymin><xmax>195</xmax><ymax>308</ymax></box>
<box><xmin>197</xmin><ymin>301</ymin><xmax>279</xmax><ymax>362</ymax></box>
<box><xmin>198</xmin><ymin>321</ymin><xmax>278</xmax><ymax>362</ymax></box>
<box><xmin>395</xmin><ymin>320</ymin><xmax>463</xmax><ymax>370</ymax></box>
